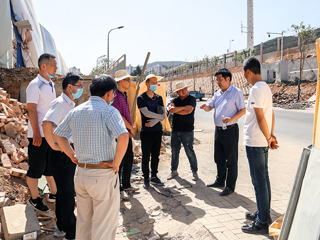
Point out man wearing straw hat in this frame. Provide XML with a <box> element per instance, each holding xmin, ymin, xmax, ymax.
<box><xmin>112</xmin><ymin>70</ymin><xmax>139</xmax><ymax>201</ymax></box>
<box><xmin>201</xmin><ymin>68</ymin><xmax>246</xmax><ymax>196</ymax></box>
<box><xmin>167</xmin><ymin>81</ymin><xmax>199</xmax><ymax>181</ymax></box>
<box><xmin>137</xmin><ymin>74</ymin><xmax>166</xmax><ymax>189</ymax></box>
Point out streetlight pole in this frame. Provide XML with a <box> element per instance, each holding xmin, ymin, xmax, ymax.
<box><xmin>229</xmin><ymin>39</ymin><xmax>234</xmax><ymax>53</ymax></box>
<box><xmin>107</xmin><ymin>26</ymin><xmax>124</xmax><ymax>69</ymax></box>
<box><xmin>267</xmin><ymin>31</ymin><xmax>285</xmax><ymax>60</ymax></box>
<box><xmin>96</xmin><ymin>55</ymin><xmax>106</xmax><ymax>68</ymax></box>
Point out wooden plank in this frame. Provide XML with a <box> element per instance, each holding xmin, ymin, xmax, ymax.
<box><xmin>130</xmin><ymin>52</ymin><xmax>151</xmax><ymax>125</ymax></box>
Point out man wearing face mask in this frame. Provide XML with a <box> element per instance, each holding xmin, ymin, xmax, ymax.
<box><xmin>137</xmin><ymin>74</ymin><xmax>165</xmax><ymax>188</ymax></box>
<box><xmin>26</xmin><ymin>53</ymin><xmax>57</xmax><ymax>213</ymax></box>
<box><xmin>42</xmin><ymin>73</ymin><xmax>83</xmax><ymax>240</ymax></box>
<box><xmin>54</xmin><ymin>75</ymin><xmax>128</xmax><ymax>240</ymax></box>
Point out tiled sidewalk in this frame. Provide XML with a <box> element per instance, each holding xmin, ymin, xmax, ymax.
<box><xmin>168</xmin><ymin>177</ymin><xmax>287</xmax><ymax>240</ymax></box>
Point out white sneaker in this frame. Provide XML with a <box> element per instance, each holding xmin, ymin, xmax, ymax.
<box><xmin>123</xmin><ymin>185</ymin><xmax>140</xmax><ymax>192</ymax></box>
<box><xmin>120</xmin><ymin>191</ymin><xmax>129</xmax><ymax>200</ymax></box>
<box><xmin>54</xmin><ymin>228</ymin><xmax>66</xmax><ymax>237</ymax></box>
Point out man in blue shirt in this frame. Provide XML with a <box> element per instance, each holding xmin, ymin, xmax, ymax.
<box><xmin>54</xmin><ymin>75</ymin><xmax>129</xmax><ymax>240</ymax></box>
<box><xmin>201</xmin><ymin>68</ymin><xmax>246</xmax><ymax>196</ymax></box>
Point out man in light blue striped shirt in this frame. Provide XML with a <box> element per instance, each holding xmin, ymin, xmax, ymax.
<box><xmin>54</xmin><ymin>75</ymin><xmax>129</xmax><ymax>240</ymax></box>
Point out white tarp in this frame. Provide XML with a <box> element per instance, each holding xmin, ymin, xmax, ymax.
<box><xmin>6</xmin><ymin>0</ymin><xmax>68</xmax><ymax>74</ymax></box>
<box><xmin>40</xmin><ymin>24</ymin><xmax>68</xmax><ymax>74</ymax></box>
<box><xmin>0</xmin><ymin>0</ymin><xmax>13</xmax><ymax>68</ymax></box>
<box><xmin>287</xmin><ymin>147</ymin><xmax>320</xmax><ymax>240</ymax></box>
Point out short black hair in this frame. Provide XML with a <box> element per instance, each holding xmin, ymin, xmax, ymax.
<box><xmin>38</xmin><ymin>53</ymin><xmax>56</xmax><ymax>69</ymax></box>
<box><xmin>62</xmin><ymin>73</ymin><xmax>83</xmax><ymax>90</ymax></box>
<box><xmin>215</xmin><ymin>68</ymin><xmax>232</xmax><ymax>82</ymax></box>
<box><xmin>90</xmin><ymin>75</ymin><xmax>117</xmax><ymax>97</ymax></box>
<box><xmin>243</xmin><ymin>57</ymin><xmax>261</xmax><ymax>75</ymax></box>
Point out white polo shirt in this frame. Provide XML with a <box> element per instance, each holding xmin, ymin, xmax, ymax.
<box><xmin>243</xmin><ymin>81</ymin><xmax>273</xmax><ymax>147</ymax></box>
<box><xmin>43</xmin><ymin>93</ymin><xmax>75</xmax><ymax>142</ymax></box>
<box><xmin>26</xmin><ymin>74</ymin><xmax>56</xmax><ymax>138</ymax></box>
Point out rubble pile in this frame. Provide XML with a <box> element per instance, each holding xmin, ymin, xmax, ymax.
<box><xmin>273</xmin><ymin>92</ymin><xmax>315</xmax><ymax>109</ymax></box>
<box><xmin>0</xmin><ymin>87</ymin><xmax>30</xmax><ymax>178</ymax></box>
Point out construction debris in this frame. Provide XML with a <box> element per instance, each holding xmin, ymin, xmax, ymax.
<box><xmin>0</xmin><ymin>87</ymin><xmax>29</xmax><ymax>174</ymax></box>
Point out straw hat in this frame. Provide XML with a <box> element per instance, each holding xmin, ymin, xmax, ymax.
<box><xmin>172</xmin><ymin>81</ymin><xmax>192</xmax><ymax>93</ymax></box>
<box><xmin>140</xmin><ymin>74</ymin><xmax>164</xmax><ymax>87</ymax></box>
<box><xmin>114</xmin><ymin>70</ymin><xmax>135</xmax><ymax>82</ymax></box>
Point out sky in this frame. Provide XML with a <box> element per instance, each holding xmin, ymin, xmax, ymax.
<box><xmin>32</xmin><ymin>0</ymin><xmax>320</xmax><ymax>75</ymax></box>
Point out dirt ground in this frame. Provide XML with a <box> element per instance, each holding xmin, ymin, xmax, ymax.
<box><xmin>0</xmin><ymin>135</ymin><xmax>214</xmax><ymax>240</ymax></box>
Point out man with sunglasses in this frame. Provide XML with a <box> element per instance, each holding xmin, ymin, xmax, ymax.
<box><xmin>42</xmin><ymin>73</ymin><xmax>83</xmax><ymax>240</ymax></box>
<box><xmin>112</xmin><ymin>70</ymin><xmax>139</xmax><ymax>201</ymax></box>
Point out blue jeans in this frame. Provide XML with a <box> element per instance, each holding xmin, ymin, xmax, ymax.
<box><xmin>171</xmin><ymin>130</ymin><xmax>198</xmax><ymax>172</ymax></box>
<box><xmin>246</xmin><ymin>146</ymin><xmax>271</xmax><ymax>224</ymax></box>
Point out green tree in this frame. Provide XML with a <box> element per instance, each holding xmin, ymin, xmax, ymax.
<box><xmin>233</xmin><ymin>49</ymin><xmax>256</xmax><ymax>63</ymax></box>
<box><xmin>131</xmin><ymin>65</ymin><xmax>142</xmax><ymax>76</ymax></box>
<box><xmin>89</xmin><ymin>58</ymin><xmax>114</xmax><ymax>75</ymax></box>
<box><xmin>291</xmin><ymin>22</ymin><xmax>316</xmax><ymax>100</ymax></box>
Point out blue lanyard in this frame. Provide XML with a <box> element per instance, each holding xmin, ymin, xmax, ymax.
<box><xmin>49</xmin><ymin>82</ymin><xmax>53</xmax><ymax>92</ymax></box>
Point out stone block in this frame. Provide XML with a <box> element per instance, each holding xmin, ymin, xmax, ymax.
<box><xmin>18</xmin><ymin>162</ymin><xmax>29</xmax><ymax>170</ymax></box>
<box><xmin>0</xmin><ymin>192</ymin><xmax>5</xmax><ymax>208</ymax></box>
<box><xmin>10</xmin><ymin>168</ymin><xmax>27</xmax><ymax>179</ymax></box>
<box><xmin>0</xmin><ymin>139</ymin><xmax>15</xmax><ymax>154</ymax></box>
<box><xmin>0</xmin><ymin>204</ymin><xmax>40</xmax><ymax>240</ymax></box>
<box><xmin>11</xmin><ymin>152</ymin><xmax>25</xmax><ymax>163</ymax></box>
<box><xmin>1</xmin><ymin>153</ymin><xmax>12</xmax><ymax>168</ymax></box>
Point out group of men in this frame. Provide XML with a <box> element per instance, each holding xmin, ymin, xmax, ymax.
<box><xmin>25</xmin><ymin>52</ymin><xmax>278</xmax><ymax>239</ymax></box>
<box><xmin>167</xmin><ymin>57</ymin><xmax>278</xmax><ymax>234</ymax></box>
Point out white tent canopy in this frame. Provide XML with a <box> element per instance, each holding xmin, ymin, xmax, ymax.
<box><xmin>0</xmin><ymin>0</ymin><xmax>68</xmax><ymax>75</ymax></box>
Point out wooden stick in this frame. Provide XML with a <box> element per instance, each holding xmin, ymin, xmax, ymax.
<box><xmin>130</xmin><ymin>52</ymin><xmax>151</xmax><ymax>124</ymax></box>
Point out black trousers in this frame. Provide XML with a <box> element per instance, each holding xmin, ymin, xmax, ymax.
<box><xmin>214</xmin><ymin>124</ymin><xmax>239</xmax><ymax>190</ymax></box>
<box><xmin>140</xmin><ymin>131</ymin><xmax>162</xmax><ymax>180</ymax></box>
<box><xmin>118</xmin><ymin>138</ymin><xmax>134</xmax><ymax>191</ymax></box>
<box><xmin>48</xmin><ymin>148</ymin><xmax>76</xmax><ymax>239</ymax></box>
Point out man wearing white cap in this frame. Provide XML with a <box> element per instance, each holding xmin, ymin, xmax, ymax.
<box><xmin>112</xmin><ymin>70</ymin><xmax>139</xmax><ymax>201</ymax></box>
<box><xmin>137</xmin><ymin>74</ymin><xmax>165</xmax><ymax>188</ymax></box>
<box><xmin>167</xmin><ymin>81</ymin><xmax>199</xmax><ymax>181</ymax></box>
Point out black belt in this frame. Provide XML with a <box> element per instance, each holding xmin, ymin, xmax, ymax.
<box><xmin>216</xmin><ymin>123</ymin><xmax>237</xmax><ymax>130</ymax></box>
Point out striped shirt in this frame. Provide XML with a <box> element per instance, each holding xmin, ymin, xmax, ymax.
<box><xmin>112</xmin><ymin>90</ymin><xmax>131</xmax><ymax>125</ymax></box>
<box><xmin>54</xmin><ymin>96</ymin><xmax>128</xmax><ymax>164</ymax></box>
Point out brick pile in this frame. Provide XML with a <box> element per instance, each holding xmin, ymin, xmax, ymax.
<box><xmin>0</xmin><ymin>87</ymin><xmax>29</xmax><ymax>179</ymax></box>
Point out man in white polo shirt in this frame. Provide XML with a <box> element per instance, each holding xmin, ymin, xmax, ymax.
<box><xmin>26</xmin><ymin>53</ymin><xmax>57</xmax><ymax>212</ymax></box>
<box><xmin>200</xmin><ymin>68</ymin><xmax>246</xmax><ymax>196</ymax></box>
<box><xmin>241</xmin><ymin>57</ymin><xmax>278</xmax><ymax>234</ymax></box>
<box><xmin>42</xmin><ymin>73</ymin><xmax>83</xmax><ymax>240</ymax></box>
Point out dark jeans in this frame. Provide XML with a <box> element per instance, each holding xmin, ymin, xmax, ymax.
<box><xmin>48</xmin><ymin>148</ymin><xmax>76</xmax><ymax>239</ymax></box>
<box><xmin>246</xmin><ymin>146</ymin><xmax>271</xmax><ymax>224</ymax></box>
<box><xmin>171</xmin><ymin>130</ymin><xmax>198</xmax><ymax>172</ymax></box>
<box><xmin>214</xmin><ymin>124</ymin><xmax>239</xmax><ymax>190</ymax></box>
<box><xmin>118</xmin><ymin>138</ymin><xmax>133</xmax><ymax>191</ymax></box>
<box><xmin>140</xmin><ymin>131</ymin><xmax>162</xmax><ymax>180</ymax></box>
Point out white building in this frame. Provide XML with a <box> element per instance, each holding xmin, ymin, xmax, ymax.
<box><xmin>145</xmin><ymin>64</ymin><xmax>165</xmax><ymax>75</ymax></box>
<box><xmin>69</xmin><ymin>66</ymin><xmax>82</xmax><ymax>75</ymax></box>
<box><xmin>126</xmin><ymin>64</ymin><xmax>136</xmax><ymax>75</ymax></box>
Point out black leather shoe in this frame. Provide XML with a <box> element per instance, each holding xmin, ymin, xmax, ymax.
<box><xmin>246</xmin><ymin>211</ymin><xmax>272</xmax><ymax>224</ymax></box>
<box><xmin>206</xmin><ymin>181</ymin><xmax>225</xmax><ymax>188</ymax></box>
<box><xmin>242</xmin><ymin>220</ymin><xmax>269</xmax><ymax>234</ymax></box>
<box><xmin>219</xmin><ymin>187</ymin><xmax>234</xmax><ymax>196</ymax></box>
